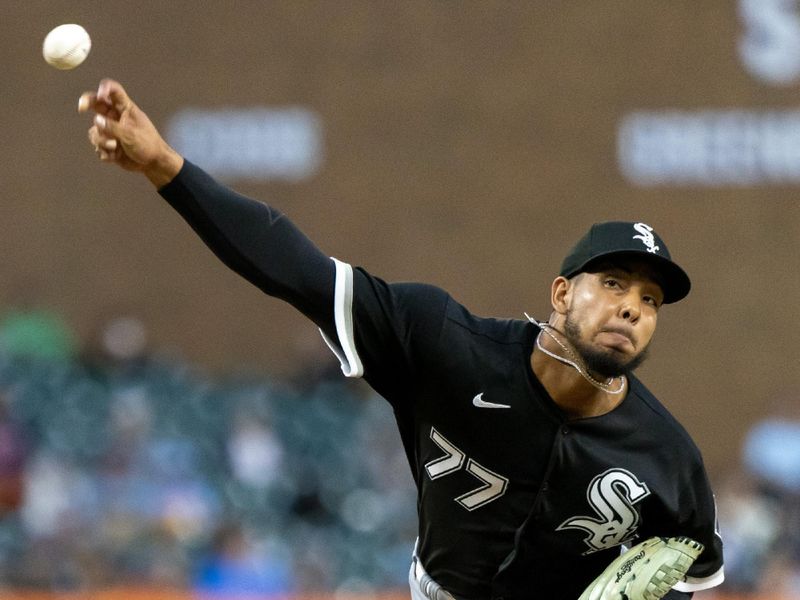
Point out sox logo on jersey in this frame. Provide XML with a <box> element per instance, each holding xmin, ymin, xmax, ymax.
<box><xmin>557</xmin><ymin>468</ymin><xmax>651</xmax><ymax>555</ymax></box>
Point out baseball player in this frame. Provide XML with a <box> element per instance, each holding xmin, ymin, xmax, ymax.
<box><xmin>79</xmin><ymin>79</ymin><xmax>724</xmax><ymax>600</ymax></box>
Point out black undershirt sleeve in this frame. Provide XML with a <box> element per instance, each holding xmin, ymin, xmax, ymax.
<box><xmin>157</xmin><ymin>160</ymin><xmax>335</xmax><ymax>335</ymax></box>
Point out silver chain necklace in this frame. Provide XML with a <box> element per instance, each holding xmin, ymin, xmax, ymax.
<box><xmin>524</xmin><ymin>313</ymin><xmax>626</xmax><ymax>395</ymax></box>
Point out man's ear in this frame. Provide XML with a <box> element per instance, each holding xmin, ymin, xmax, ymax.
<box><xmin>551</xmin><ymin>276</ymin><xmax>572</xmax><ymax>316</ymax></box>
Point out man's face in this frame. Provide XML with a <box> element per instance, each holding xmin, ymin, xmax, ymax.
<box><xmin>561</xmin><ymin>259</ymin><xmax>664</xmax><ymax>378</ymax></box>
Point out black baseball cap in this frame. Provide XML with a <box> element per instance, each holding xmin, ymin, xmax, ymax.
<box><xmin>559</xmin><ymin>221</ymin><xmax>691</xmax><ymax>304</ymax></box>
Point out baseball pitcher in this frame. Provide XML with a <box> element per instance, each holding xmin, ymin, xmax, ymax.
<box><xmin>79</xmin><ymin>80</ymin><xmax>724</xmax><ymax>600</ymax></box>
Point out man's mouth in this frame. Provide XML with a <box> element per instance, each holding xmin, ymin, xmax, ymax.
<box><xmin>596</xmin><ymin>329</ymin><xmax>635</xmax><ymax>351</ymax></box>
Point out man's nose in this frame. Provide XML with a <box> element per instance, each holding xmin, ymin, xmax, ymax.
<box><xmin>619</xmin><ymin>293</ymin><xmax>641</xmax><ymax>323</ymax></box>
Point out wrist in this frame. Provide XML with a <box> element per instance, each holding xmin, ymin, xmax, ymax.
<box><xmin>144</xmin><ymin>145</ymin><xmax>184</xmax><ymax>189</ymax></box>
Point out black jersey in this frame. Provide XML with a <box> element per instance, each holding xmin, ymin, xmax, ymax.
<box><xmin>159</xmin><ymin>161</ymin><xmax>724</xmax><ymax>600</ymax></box>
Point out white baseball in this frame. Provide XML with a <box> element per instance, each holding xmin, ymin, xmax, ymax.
<box><xmin>43</xmin><ymin>24</ymin><xmax>91</xmax><ymax>70</ymax></box>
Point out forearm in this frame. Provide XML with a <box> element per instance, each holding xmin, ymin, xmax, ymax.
<box><xmin>158</xmin><ymin>160</ymin><xmax>335</xmax><ymax>327</ymax></box>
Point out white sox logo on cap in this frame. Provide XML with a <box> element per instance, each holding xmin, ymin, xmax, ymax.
<box><xmin>560</xmin><ymin>221</ymin><xmax>691</xmax><ymax>303</ymax></box>
<box><xmin>632</xmin><ymin>223</ymin><xmax>660</xmax><ymax>254</ymax></box>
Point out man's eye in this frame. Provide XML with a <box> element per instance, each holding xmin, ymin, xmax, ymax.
<box><xmin>604</xmin><ymin>278</ymin><xmax>620</xmax><ymax>288</ymax></box>
<box><xmin>644</xmin><ymin>296</ymin><xmax>660</xmax><ymax>308</ymax></box>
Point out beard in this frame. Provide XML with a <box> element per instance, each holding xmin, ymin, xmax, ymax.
<box><xmin>563</xmin><ymin>310</ymin><xmax>650</xmax><ymax>378</ymax></box>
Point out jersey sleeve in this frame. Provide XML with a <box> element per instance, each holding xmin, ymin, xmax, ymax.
<box><xmin>318</xmin><ymin>262</ymin><xmax>450</xmax><ymax>404</ymax></box>
<box><xmin>157</xmin><ymin>160</ymin><xmax>336</xmax><ymax>334</ymax></box>
<box><xmin>671</xmin><ymin>464</ymin><xmax>725</xmax><ymax>594</ymax></box>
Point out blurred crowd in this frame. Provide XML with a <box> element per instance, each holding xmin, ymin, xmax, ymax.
<box><xmin>1</xmin><ymin>304</ymin><xmax>800</xmax><ymax>598</ymax></box>
<box><xmin>0</xmin><ymin>305</ymin><xmax>417</xmax><ymax>596</ymax></box>
<box><xmin>713</xmin><ymin>396</ymin><xmax>800</xmax><ymax>598</ymax></box>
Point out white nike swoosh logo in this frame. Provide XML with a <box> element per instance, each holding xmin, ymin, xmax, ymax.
<box><xmin>472</xmin><ymin>393</ymin><xmax>511</xmax><ymax>409</ymax></box>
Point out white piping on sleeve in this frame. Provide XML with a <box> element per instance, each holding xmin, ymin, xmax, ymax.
<box><xmin>673</xmin><ymin>566</ymin><xmax>724</xmax><ymax>593</ymax></box>
<box><xmin>673</xmin><ymin>491</ymin><xmax>726</xmax><ymax>592</ymax></box>
<box><xmin>319</xmin><ymin>258</ymin><xmax>364</xmax><ymax>378</ymax></box>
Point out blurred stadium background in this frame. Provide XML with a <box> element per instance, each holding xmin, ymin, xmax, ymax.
<box><xmin>2</xmin><ymin>1</ymin><xmax>800</xmax><ymax>598</ymax></box>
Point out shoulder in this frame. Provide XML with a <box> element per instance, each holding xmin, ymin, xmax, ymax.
<box><xmin>352</xmin><ymin>267</ymin><xmax>531</xmax><ymax>341</ymax></box>
<box><xmin>351</xmin><ymin>266</ymin><xmax>534</xmax><ymax>358</ymax></box>
<box><xmin>353</xmin><ymin>268</ymin><xmax>450</xmax><ymax>308</ymax></box>
<box><xmin>442</xmin><ymin>299</ymin><xmax>534</xmax><ymax>348</ymax></box>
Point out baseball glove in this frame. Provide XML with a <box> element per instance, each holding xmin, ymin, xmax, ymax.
<box><xmin>577</xmin><ymin>536</ymin><xmax>705</xmax><ymax>600</ymax></box>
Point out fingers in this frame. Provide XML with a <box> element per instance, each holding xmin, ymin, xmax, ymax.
<box><xmin>78</xmin><ymin>92</ymin><xmax>95</xmax><ymax>113</ymax></box>
<box><xmin>93</xmin><ymin>112</ymin><xmax>126</xmax><ymax>141</ymax></box>
<box><xmin>87</xmin><ymin>125</ymin><xmax>118</xmax><ymax>163</ymax></box>
<box><xmin>96</xmin><ymin>143</ymin><xmax>122</xmax><ymax>162</ymax></box>
<box><xmin>81</xmin><ymin>82</ymin><xmax>127</xmax><ymax>139</ymax></box>
<box><xmin>79</xmin><ymin>91</ymin><xmax>121</xmax><ymax>119</ymax></box>
<box><xmin>79</xmin><ymin>79</ymin><xmax>130</xmax><ymax>113</ymax></box>
<box><xmin>78</xmin><ymin>91</ymin><xmax>112</xmax><ymax>116</ymax></box>
<box><xmin>81</xmin><ymin>80</ymin><xmax>132</xmax><ymax>164</ymax></box>
<box><xmin>87</xmin><ymin>124</ymin><xmax>117</xmax><ymax>149</ymax></box>
<box><xmin>97</xmin><ymin>78</ymin><xmax>131</xmax><ymax>113</ymax></box>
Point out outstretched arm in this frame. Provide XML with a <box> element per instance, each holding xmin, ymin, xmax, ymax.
<box><xmin>78</xmin><ymin>79</ymin><xmax>335</xmax><ymax>331</ymax></box>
